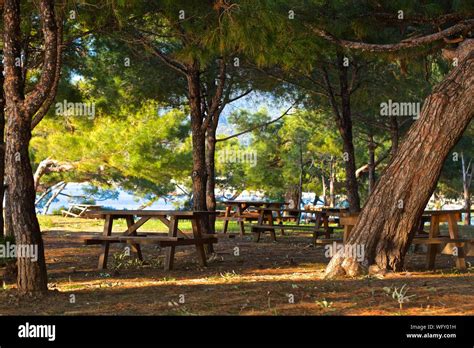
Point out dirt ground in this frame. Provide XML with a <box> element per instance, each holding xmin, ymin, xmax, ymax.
<box><xmin>0</xmin><ymin>229</ymin><xmax>473</xmax><ymax>316</ymax></box>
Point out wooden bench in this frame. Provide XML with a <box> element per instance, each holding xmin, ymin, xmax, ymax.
<box><xmin>339</xmin><ymin>210</ymin><xmax>470</xmax><ymax>270</ymax></box>
<box><xmin>218</xmin><ymin>200</ymin><xmax>287</xmax><ymax>236</ymax></box>
<box><xmin>83</xmin><ymin>210</ymin><xmax>218</xmax><ymax>271</ymax></box>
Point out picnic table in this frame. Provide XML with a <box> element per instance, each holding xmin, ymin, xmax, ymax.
<box><xmin>337</xmin><ymin>209</ymin><xmax>470</xmax><ymax>270</ymax></box>
<box><xmin>82</xmin><ymin>210</ymin><xmax>218</xmax><ymax>271</ymax></box>
<box><xmin>62</xmin><ymin>204</ymin><xmax>102</xmax><ymax>218</ymax></box>
<box><xmin>218</xmin><ymin>200</ymin><xmax>287</xmax><ymax>236</ymax></box>
<box><xmin>309</xmin><ymin>207</ymin><xmax>348</xmax><ymax>226</ymax></box>
<box><xmin>249</xmin><ymin>207</ymin><xmax>334</xmax><ymax>243</ymax></box>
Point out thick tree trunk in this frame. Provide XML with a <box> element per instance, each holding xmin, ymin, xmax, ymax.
<box><xmin>5</xmin><ymin>108</ymin><xmax>48</xmax><ymax>294</ymax></box>
<box><xmin>3</xmin><ymin>0</ymin><xmax>60</xmax><ymax>295</ymax></box>
<box><xmin>186</xmin><ymin>68</ymin><xmax>209</xmax><ymax>234</ymax></box>
<box><xmin>325</xmin><ymin>52</ymin><xmax>474</xmax><ymax>277</ymax></box>
<box><xmin>0</xmin><ymin>65</ymin><xmax>5</xmax><ymax>238</ymax></box>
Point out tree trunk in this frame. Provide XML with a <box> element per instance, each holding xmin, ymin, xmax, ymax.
<box><xmin>389</xmin><ymin>116</ymin><xmax>399</xmax><ymax>158</ymax></box>
<box><xmin>285</xmin><ymin>186</ymin><xmax>300</xmax><ymax>209</ymax></box>
<box><xmin>0</xmin><ymin>64</ymin><xmax>5</xmax><ymax>238</ymax></box>
<box><xmin>321</xmin><ymin>174</ymin><xmax>327</xmax><ymax>206</ymax></box>
<box><xmin>5</xmin><ymin>108</ymin><xmax>48</xmax><ymax>294</ymax></box>
<box><xmin>3</xmin><ymin>0</ymin><xmax>60</xmax><ymax>295</ymax></box>
<box><xmin>297</xmin><ymin>144</ymin><xmax>304</xmax><ymax>209</ymax></box>
<box><xmin>324</xmin><ymin>55</ymin><xmax>361</xmax><ymax>213</ymax></box>
<box><xmin>464</xmin><ymin>190</ymin><xmax>471</xmax><ymax>226</ymax></box>
<box><xmin>368</xmin><ymin>135</ymin><xmax>376</xmax><ymax>194</ymax></box>
<box><xmin>461</xmin><ymin>152</ymin><xmax>472</xmax><ymax>226</ymax></box>
<box><xmin>329</xmin><ymin>157</ymin><xmax>335</xmax><ymax>207</ymax></box>
<box><xmin>186</xmin><ymin>68</ymin><xmax>209</xmax><ymax>233</ymax></box>
<box><xmin>4</xmin><ymin>191</ymin><xmax>14</xmax><ymax>237</ymax></box>
<box><xmin>325</xmin><ymin>52</ymin><xmax>474</xmax><ymax>278</ymax></box>
<box><xmin>205</xmin><ymin>130</ymin><xmax>216</xmax><ymax>253</ymax></box>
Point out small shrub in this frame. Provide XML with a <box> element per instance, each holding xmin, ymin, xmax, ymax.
<box><xmin>111</xmin><ymin>249</ymin><xmax>144</xmax><ymax>271</ymax></box>
<box><xmin>383</xmin><ymin>284</ymin><xmax>416</xmax><ymax>310</ymax></box>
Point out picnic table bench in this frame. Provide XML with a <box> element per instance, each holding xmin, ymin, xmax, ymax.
<box><xmin>82</xmin><ymin>210</ymin><xmax>218</xmax><ymax>271</ymax></box>
<box><xmin>218</xmin><ymin>200</ymin><xmax>287</xmax><ymax>236</ymax></box>
<box><xmin>62</xmin><ymin>204</ymin><xmax>102</xmax><ymax>218</ymax></box>
<box><xmin>249</xmin><ymin>207</ymin><xmax>335</xmax><ymax>243</ymax></box>
<box><xmin>334</xmin><ymin>210</ymin><xmax>471</xmax><ymax>270</ymax></box>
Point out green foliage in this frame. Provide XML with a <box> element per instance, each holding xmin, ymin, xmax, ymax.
<box><xmin>31</xmin><ymin>102</ymin><xmax>192</xmax><ymax>199</ymax></box>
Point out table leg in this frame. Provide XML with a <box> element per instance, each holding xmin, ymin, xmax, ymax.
<box><xmin>276</xmin><ymin>209</ymin><xmax>285</xmax><ymax>235</ymax></box>
<box><xmin>323</xmin><ymin>213</ymin><xmax>330</xmax><ymax>238</ymax></box>
<box><xmin>447</xmin><ymin>214</ymin><xmax>466</xmax><ymax>270</ymax></box>
<box><xmin>237</xmin><ymin>204</ymin><xmax>246</xmax><ymax>236</ymax></box>
<box><xmin>253</xmin><ymin>208</ymin><xmax>265</xmax><ymax>242</ymax></box>
<box><xmin>191</xmin><ymin>218</ymin><xmax>207</xmax><ymax>267</ymax></box>
<box><xmin>426</xmin><ymin>215</ymin><xmax>440</xmax><ymax>270</ymax></box>
<box><xmin>98</xmin><ymin>215</ymin><xmax>113</xmax><ymax>270</ymax></box>
<box><xmin>222</xmin><ymin>206</ymin><xmax>231</xmax><ymax>234</ymax></box>
<box><xmin>312</xmin><ymin>212</ymin><xmax>322</xmax><ymax>244</ymax></box>
<box><xmin>267</xmin><ymin>211</ymin><xmax>276</xmax><ymax>242</ymax></box>
<box><xmin>164</xmin><ymin>217</ymin><xmax>178</xmax><ymax>271</ymax></box>
<box><xmin>125</xmin><ymin>216</ymin><xmax>143</xmax><ymax>261</ymax></box>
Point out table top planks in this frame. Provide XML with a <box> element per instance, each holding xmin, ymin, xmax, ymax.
<box><xmin>222</xmin><ymin>200</ymin><xmax>287</xmax><ymax>206</ymax></box>
<box><xmin>86</xmin><ymin>210</ymin><xmax>219</xmax><ymax>218</ymax></box>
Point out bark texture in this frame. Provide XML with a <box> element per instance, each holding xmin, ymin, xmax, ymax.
<box><xmin>0</xmin><ymin>63</ymin><xmax>5</xmax><ymax>237</ymax></box>
<box><xmin>3</xmin><ymin>0</ymin><xmax>60</xmax><ymax>295</ymax></box>
<box><xmin>325</xmin><ymin>51</ymin><xmax>474</xmax><ymax>278</ymax></box>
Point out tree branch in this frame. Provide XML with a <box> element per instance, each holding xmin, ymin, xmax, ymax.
<box><xmin>216</xmin><ymin>101</ymin><xmax>298</xmax><ymax>142</ymax></box>
<box><xmin>31</xmin><ymin>8</ymin><xmax>64</xmax><ymax>129</ymax></box>
<box><xmin>310</xmin><ymin>19</ymin><xmax>474</xmax><ymax>53</ymax></box>
<box><xmin>24</xmin><ymin>0</ymin><xmax>59</xmax><ymax>117</ymax></box>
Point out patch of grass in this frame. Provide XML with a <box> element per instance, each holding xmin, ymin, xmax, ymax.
<box><xmin>38</xmin><ymin>215</ymin><xmax>243</xmax><ymax>233</ymax></box>
<box><xmin>219</xmin><ymin>270</ymin><xmax>240</xmax><ymax>281</ymax></box>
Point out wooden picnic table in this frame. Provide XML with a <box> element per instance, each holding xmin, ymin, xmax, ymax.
<box><xmin>218</xmin><ymin>200</ymin><xmax>287</xmax><ymax>236</ymax></box>
<box><xmin>304</xmin><ymin>207</ymin><xmax>348</xmax><ymax>226</ymax></box>
<box><xmin>83</xmin><ymin>210</ymin><xmax>218</xmax><ymax>271</ymax></box>
<box><xmin>338</xmin><ymin>209</ymin><xmax>469</xmax><ymax>270</ymax></box>
<box><xmin>62</xmin><ymin>204</ymin><xmax>102</xmax><ymax>218</ymax></box>
<box><xmin>249</xmin><ymin>207</ymin><xmax>334</xmax><ymax>243</ymax></box>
